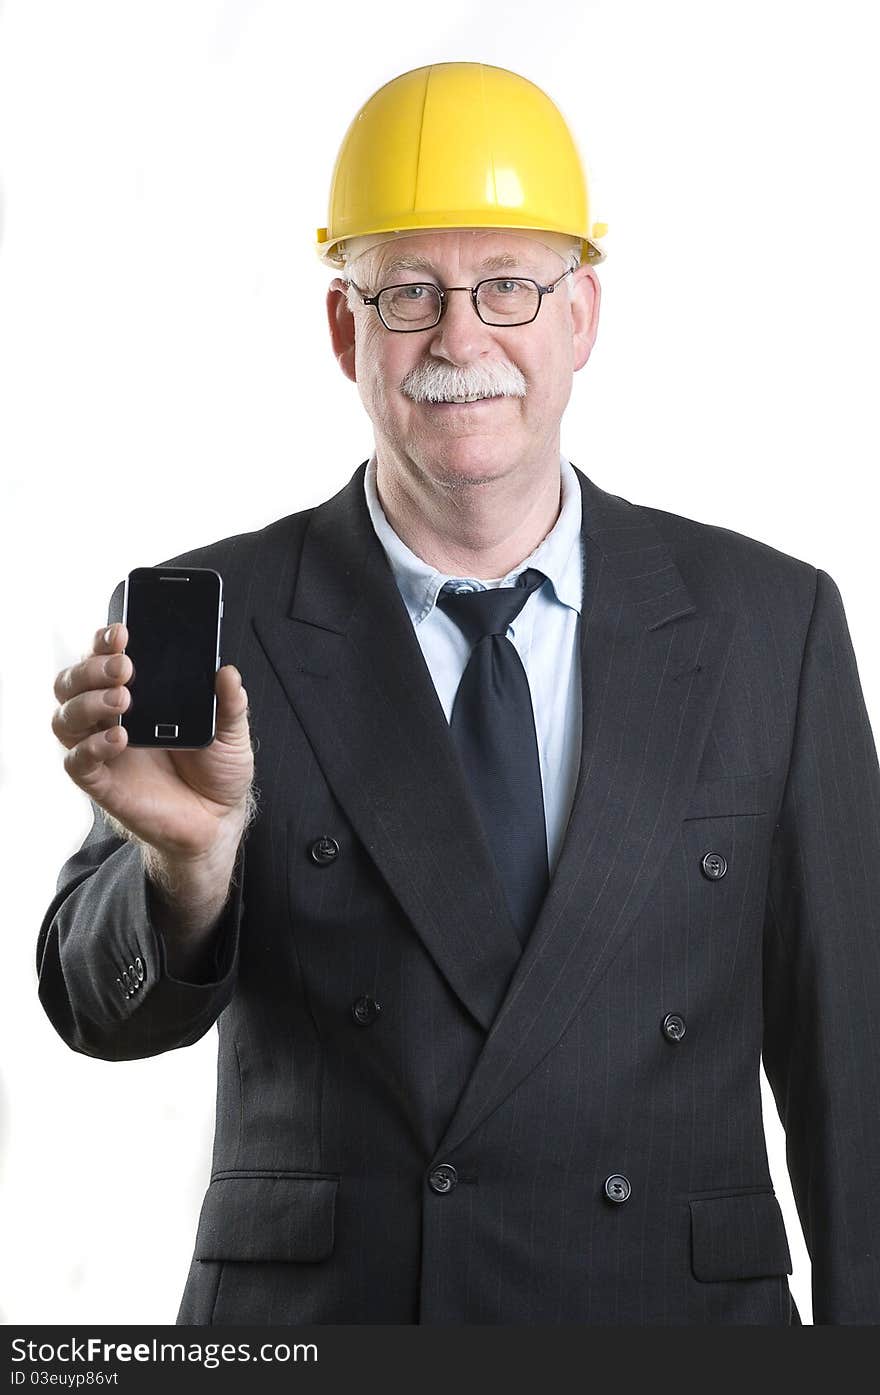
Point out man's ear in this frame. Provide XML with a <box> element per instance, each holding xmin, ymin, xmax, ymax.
<box><xmin>571</xmin><ymin>266</ymin><xmax>601</xmax><ymax>372</ymax></box>
<box><xmin>327</xmin><ymin>278</ymin><xmax>357</xmax><ymax>382</ymax></box>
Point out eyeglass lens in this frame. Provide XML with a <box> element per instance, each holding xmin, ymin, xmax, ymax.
<box><xmin>377</xmin><ymin>279</ymin><xmax>541</xmax><ymax>329</ymax></box>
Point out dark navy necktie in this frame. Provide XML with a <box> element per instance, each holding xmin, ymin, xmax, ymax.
<box><xmin>435</xmin><ymin>567</ymin><xmax>549</xmax><ymax>947</ymax></box>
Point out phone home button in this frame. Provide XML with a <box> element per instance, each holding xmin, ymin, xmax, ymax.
<box><xmin>155</xmin><ymin>723</ymin><xmax>179</xmax><ymax>739</ymax></box>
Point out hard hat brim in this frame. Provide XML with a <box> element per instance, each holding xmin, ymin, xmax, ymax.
<box><xmin>316</xmin><ymin>225</ymin><xmax>606</xmax><ymax>270</ymax></box>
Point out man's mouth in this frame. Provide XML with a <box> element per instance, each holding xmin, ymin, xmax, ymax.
<box><xmin>420</xmin><ymin>394</ymin><xmax>504</xmax><ymax>406</ymax></box>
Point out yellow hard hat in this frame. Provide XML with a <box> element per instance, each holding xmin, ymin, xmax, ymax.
<box><xmin>316</xmin><ymin>62</ymin><xmax>607</xmax><ymax>269</ymax></box>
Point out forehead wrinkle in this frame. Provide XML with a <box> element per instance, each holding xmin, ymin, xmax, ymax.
<box><xmin>370</xmin><ymin>251</ymin><xmax>544</xmax><ymax>284</ymax></box>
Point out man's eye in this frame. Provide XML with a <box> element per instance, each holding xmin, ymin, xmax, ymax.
<box><xmin>400</xmin><ymin>285</ymin><xmax>428</xmax><ymax>299</ymax></box>
<box><xmin>495</xmin><ymin>280</ymin><xmax>519</xmax><ymax>293</ymax></box>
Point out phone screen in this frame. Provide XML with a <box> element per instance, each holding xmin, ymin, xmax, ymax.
<box><xmin>120</xmin><ymin>567</ymin><xmax>222</xmax><ymax>748</ymax></box>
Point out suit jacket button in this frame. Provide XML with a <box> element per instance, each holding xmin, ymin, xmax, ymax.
<box><xmin>309</xmin><ymin>835</ymin><xmax>340</xmax><ymax>865</ymax></box>
<box><xmin>428</xmin><ymin>1163</ymin><xmax>458</xmax><ymax>1194</ymax></box>
<box><xmin>352</xmin><ymin>995</ymin><xmax>381</xmax><ymax>1025</ymax></box>
<box><xmin>604</xmin><ymin>1174</ymin><xmax>631</xmax><ymax>1203</ymax></box>
<box><xmin>701</xmin><ymin>850</ymin><xmax>727</xmax><ymax>879</ymax></box>
<box><xmin>662</xmin><ymin>1012</ymin><xmax>686</xmax><ymax>1043</ymax></box>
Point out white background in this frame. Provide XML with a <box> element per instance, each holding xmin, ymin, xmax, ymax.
<box><xmin>1</xmin><ymin>0</ymin><xmax>878</xmax><ymax>1325</ymax></box>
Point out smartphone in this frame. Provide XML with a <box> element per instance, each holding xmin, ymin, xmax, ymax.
<box><xmin>118</xmin><ymin>567</ymin><xmax>223</xmax><ymax>748</ymax></box>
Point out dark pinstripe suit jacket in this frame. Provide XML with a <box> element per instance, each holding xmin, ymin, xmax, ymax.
<box><xmin>36</xmin><ymin>460</ymin><xmax>880</xmax><ymax>1325</ymax></box>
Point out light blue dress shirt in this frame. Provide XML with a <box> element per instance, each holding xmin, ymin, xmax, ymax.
<box><xmin>363</xmin><ymin>453</ymin><xmax>583</xmax><ymax>877</ymax></box>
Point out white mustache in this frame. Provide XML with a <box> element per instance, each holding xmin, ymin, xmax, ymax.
<box><xmin>400</xmin><ymin>359</ymin><xmax>527</xmax><ymax>404</ymax></box>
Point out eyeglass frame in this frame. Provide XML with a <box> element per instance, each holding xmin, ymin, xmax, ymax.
<box><xmin>344</xmin><ymin>266</ymin><xmax>576</xmax><ymax>332</ymax></box>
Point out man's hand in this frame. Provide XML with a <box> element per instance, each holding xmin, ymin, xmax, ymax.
<box><xmin>51</xmin><ymin>621</ymin><xmax>255</xmax><ymax>862</ymax></box>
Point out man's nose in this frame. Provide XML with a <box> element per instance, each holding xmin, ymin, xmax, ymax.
<box><xmin>429</xmin><ymin>288</ymin><xmax>496</xmax><ymax>362</ymax></box>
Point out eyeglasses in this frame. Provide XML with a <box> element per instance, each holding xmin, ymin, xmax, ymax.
<box><xmin>345</xmin><ymin>267</ymin><xmax>575</xmax><ymax>332</ymax></box>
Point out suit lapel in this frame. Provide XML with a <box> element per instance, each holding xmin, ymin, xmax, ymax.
<box><xmin>434</xmin><ymin>469</ymin><xmax>736</xmax><ymax>1155</ymax></box>
<box><xmin>253</xmin><ymin>459</ymin><xmax>736</xmax><ymax>1150</ymax></box>
<box><xmin>253</xmin><ymin>461</ymin><xmax>524</xmax><ymax>1031</ymax></box>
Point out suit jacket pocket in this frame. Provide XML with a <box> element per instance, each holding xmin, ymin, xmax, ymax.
<box><xmin>682</xmin><ymin>771</ymin><xmax>776</xmax><ymax>821</ymax></box>
<box><xmin>194</xmin><ymin>1171</ymin><xmax>339</xmax><ymax>1262</ymax></box>
<box><xmin>689</xmin><ymin>1188</ymin><xmax>793</xmax><ymax>1281</ymax></box>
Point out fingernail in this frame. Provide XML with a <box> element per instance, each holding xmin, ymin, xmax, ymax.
<box><xmin>104</xmin><ymin>627</ymin><xmax>114</xmax><ymax>646</ymax></box>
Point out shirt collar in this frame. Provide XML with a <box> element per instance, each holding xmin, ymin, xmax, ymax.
<box><xmin>363</xmin><ymin>451</ymin><xmax>584</xmax><ymax>627</ymax></box>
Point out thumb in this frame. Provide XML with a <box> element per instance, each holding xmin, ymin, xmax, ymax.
<box><xmin>214</xmin><ymin>664</ymin><xmax>250</xmax><ymax>742</ymax></box>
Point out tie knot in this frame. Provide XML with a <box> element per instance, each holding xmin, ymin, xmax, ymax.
<box><xmin>436</xmin><ymin>567</ymin><xmax>546</xmax><ymax>645</ymax></box>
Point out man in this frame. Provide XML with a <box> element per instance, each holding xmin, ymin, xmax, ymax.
<box><xmin>39</xmin><ymin>61</ymin><xmax>880</xmax><ymax>1325</ymax></box>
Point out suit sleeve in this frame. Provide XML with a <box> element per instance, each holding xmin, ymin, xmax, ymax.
<box><xmin>763</xmin><ymin>566</ymin><xmax>880</xmax><ymax>1324</ymax></box>
<box><xmin>35</xmin><ymin>800</ymin><xmax>244</xmax><ymax>1060</ymax></box>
